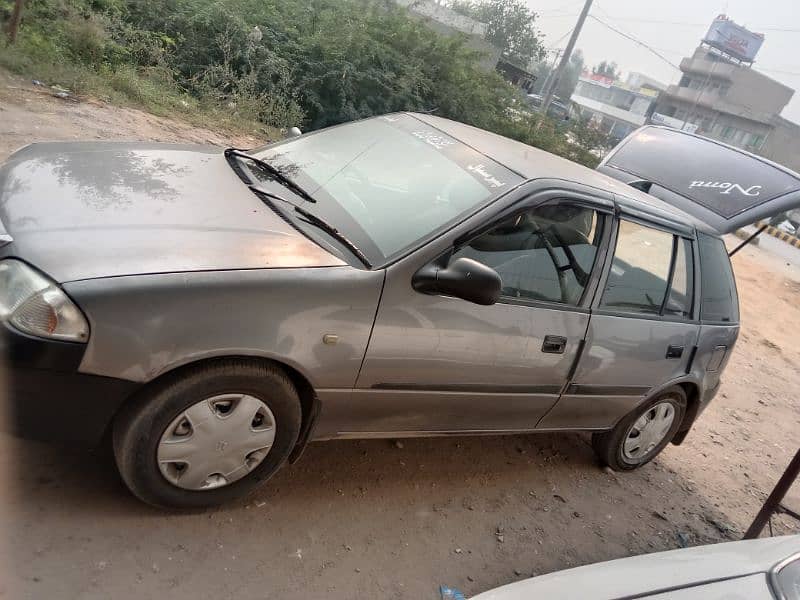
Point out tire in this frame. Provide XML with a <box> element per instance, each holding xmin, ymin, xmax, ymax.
<box><xmin>592</xmin><ymin>386</ymin><xmax>687</xmax><ymax>472</ymax></box>
<box><xmin>113</xmin><ymin>359</ymin><xmax>302</xmax><ymax>508</ymax></box>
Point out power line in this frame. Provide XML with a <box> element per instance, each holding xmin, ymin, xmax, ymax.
<box><xmin>540</xmin><ymin>0</ymin><xmax>594</xmax><ymax>116</ymax></box>
<box><xmin>592</xmin><ymin>3</ymin><xmax>800</xmax><ymax>73</ymax></box>
<box><xmin>590</xmin><ymin>2</ymin><xmax>613</xmax><ymax>20</ymax></box>
<box><xmin>547</xmin><ymin>27</ymin><xmax>575</xmax><ymax>49</ymax></box>
<box><xmin>536</xmin><ymin>0</ymin><xmax>585</xmax><ymax>15</ymax></box>
<box><xmin>583</xmin><ymin>15</ymin><xmax>800</xmax><ymax>33</ymax></box>
<box><xmin>588</xmin><ymin>14</ymin><xmax>681</xmax><ymax>70</ymax></box>
<box><xmin>536</xmin><ymin>10</ymin><xmax>579</xmax><ymax>16</ymax></box>
<box><xmin>592</xmin><ymin>6</ymin><xmax>800</xmax><ymax>78</ymax></box>
<box><xmin>569</xmin><ymin>2</ymin><xmax>800</xmax><ymax>88</ymax></box>
<box><xmin>650</xmin><ymin>46</ymin><xmax>687</xmax><ymax>57</ymax></box>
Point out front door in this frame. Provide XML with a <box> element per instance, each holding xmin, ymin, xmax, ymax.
<box><xmin>349</xmin><ymin>201</ymin><xmax>610</xmax><ymax>435</ymax></box>
<box><xmin>539</xmin><ymin>215</ymin><xmax>700</xmax><ymax>429</ymax></box>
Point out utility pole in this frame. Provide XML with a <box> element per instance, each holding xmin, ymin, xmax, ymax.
<box><xmin>539</xmin><ymin>0</ymin><xmax>593</xmax><ymax>117</ymax></box>
<box><xmin>539</xmin><ymin>48</ymin><xmax>562</xmax><ymax>95</ymax></box>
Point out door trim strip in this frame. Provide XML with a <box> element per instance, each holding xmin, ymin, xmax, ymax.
<box><xmin>564</xmin><ymin>384</ymin><xmax>650</xmax><ymax>396</ymax></box>
<box><xmin>370</xmin><ymin>383</ymin><xmax>563</xmax><ymax>394</ymax></box>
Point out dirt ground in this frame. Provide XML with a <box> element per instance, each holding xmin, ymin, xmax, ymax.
<box><xmin>0</xmin><ymin>70</ymin><xmax>798</xmax><ymax>600</ymax></box>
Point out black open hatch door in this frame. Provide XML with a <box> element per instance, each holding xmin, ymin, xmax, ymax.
<box><xmin>597</xmin><ymin>125</ymin><xmax>800</xmax><ymax>234</ymax></box>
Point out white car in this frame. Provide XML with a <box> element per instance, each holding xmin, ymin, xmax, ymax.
<box><xmin>473</xmin><ymin>535</ymin><xmax>800</xmax><ymax>600</ymax></box>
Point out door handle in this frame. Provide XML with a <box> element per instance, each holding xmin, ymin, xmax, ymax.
<box><xmin>542</xmin><ymin>335</ymin><xmax>567</xmax><ymax>354</ymax></box>
<box><xmin>666</xmin><ymin>345</ymin><xmax>684</xmax><ymax>359</ymax></box>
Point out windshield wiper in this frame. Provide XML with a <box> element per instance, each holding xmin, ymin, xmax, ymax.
<box><xmin>248</xmin><ymin>185</ymin><xmax>372</xmax><ymax>269</ymax></box>
<box><xmin>224</xmin><ymin>148</ymin><xmax>317</xmax><ymax>203</ymax></box>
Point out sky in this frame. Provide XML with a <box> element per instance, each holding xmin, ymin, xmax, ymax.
<box><xmin>526</xmin><ymin>0</ymin><xmax>800</xmax><ymax>122</ymax></box>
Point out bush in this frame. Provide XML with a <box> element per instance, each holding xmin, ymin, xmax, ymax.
<box><xmin>2</xmin><ymin>0</ymin><xmax>611</xmax><ymax>162</ymax></box>
<box><xmin>61</xmin><ymin>15</ymin><xmax>112</xmax><ymax>66</ymax></box>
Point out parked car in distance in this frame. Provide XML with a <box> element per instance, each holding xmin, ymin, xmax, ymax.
<box><xmin>3</xmin><ymin>115</ymin><xmax>799</xmax><ymax>507</ymax></box>
<box><xmin>769</xmin><ymin>208</ymin><xmax>800</xmax><ymax>233</ymax></box>
<box><xmin>525</xmin><ymin>93</ymin><xmax>571</xmax><ymax>121</ymax></box>
<box><xmin>472</xmin><ymin>535</ymin><xmax>800</xmax><ymax>600</ymax></box>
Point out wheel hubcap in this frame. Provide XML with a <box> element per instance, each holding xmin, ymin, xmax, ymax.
<box><xmin>157</xmin><ymin>394</ymin><xmax>276</xmax><ymax>490</ymax></box>
<box><xmin>622</xmin><ymin>401</ymin><xmax>675</xmax><ymax>463</ymax></box>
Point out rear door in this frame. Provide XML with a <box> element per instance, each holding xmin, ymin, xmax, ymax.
<box><xmin>597</xmin><ymin>125</ymin><xmax>800</xmax><ymax>233</ymax></box>
<box><xmin>538</xmin><ymin>212</ymin><xmax>700</xmax><ymax>429</ymax></box>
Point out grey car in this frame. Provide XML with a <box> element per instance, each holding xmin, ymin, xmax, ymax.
<box><xmin>525</xmin><ymin>93</ymin><xmax>570</xmax><ymax>120</ymax></box>
<box><xmin>2</xmin><ymin>116</ymin><xmax>799</xmax><ymax>507</ymax></box>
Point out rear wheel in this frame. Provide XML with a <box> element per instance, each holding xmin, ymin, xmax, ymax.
<box><xmin>113</xmin><ymin>359</ymin><xmax>301</xmax><ymax>508</ymax></box>
<box><xmin>592</xmin><ymin>386</ymin><xmax>686</xmax><ymax>471</ymax></box>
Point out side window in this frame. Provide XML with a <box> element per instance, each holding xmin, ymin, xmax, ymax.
<box><xmin>664</xmin><ymin>237</ymin><xmax>694</xmax><ymax>318</ymax></box>
<box><xmin>600</xmin><ymin>220</ymin><xmax>696</xmax><ymax>318</ymax></box>
<box><xmin>453</xmin><ymin>204</ymin><xmax>603</xmax><ymax>306</ymax></box>
<box><xmin>601</xmin><ymin>220</ymin><xmax>673</xmax><ymax>314</ymax></box>
<box><xmin>698</xmin><ymin>233</ymin><xmax>739</xmax><ymax>323</ymax></box>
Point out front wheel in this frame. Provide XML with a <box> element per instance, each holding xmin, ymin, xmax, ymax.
<box><xmin>113</xmin><ymin>359</ymin><xmax>301</xmax><ymax>508</ymax></box>
<box><xmin>592</xmin><ymin>386</ymin><xmax>686</xmax><ymax>471</ymax></box>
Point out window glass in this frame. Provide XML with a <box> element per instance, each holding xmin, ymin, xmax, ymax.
<box><xmin>664</xmin><ymin>237</ymin><xmax>694</xmax><ymax>318</ymax></box>
<box><xmin>453</xmin><ymin>204</ymin><xmax>602</xmax><ymax>306</ymax></box>
<box><xmin>600</xmin><ymin>220</ymin><xmax>672</xmax><ymax>314</ymax></box>
<box><xmin>698</xmin><ymin>233</ymin><xmax>739</xmax><ymax>322</ymax></box>
<box><xmin>255</xmin><ymin>115</ymin><xmax>520</xmax><ymax>262</ymax></box>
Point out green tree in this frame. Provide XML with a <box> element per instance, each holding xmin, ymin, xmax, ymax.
<box><xmin>449</xmin><ymin>0</ymin><xmax>545</xmax><ymax>66</ymax></box>
<box><xmin>2</xmin><ymin>0</ymin><xmax>607</xmax><ymax>166</ymax></box>
<box><xmin>592</xmin><ymin>60</ymin><xmax>619</xmax><ymax>80</ymax></box>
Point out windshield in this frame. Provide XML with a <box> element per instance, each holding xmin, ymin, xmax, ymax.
<box><xmin>254</xmin><ymin>114</ymin><xmax>522</xmax><ymax>264</ymax></box>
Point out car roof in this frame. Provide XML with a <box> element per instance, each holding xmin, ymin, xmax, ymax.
<box><xmin>409</xmin><ymin>113</ymin><xmax>717</xmax><ymax>235</ymax></box>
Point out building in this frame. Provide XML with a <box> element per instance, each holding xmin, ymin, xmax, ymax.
<box><xmin>570</xmin><ymin>72</ymin><xmax>666</xmax><ymax>141</ymax></box>
<box><xmin>761</xmin><ymin>117</ymin><xmax>800</xmax><ymax>168</ymax></box>
<box><xmin>394</xmin><ymin>0</ymin><xmax>536</xmax><ymax>91</ymax></box>
<box><xmin>649</xmin><ymin>15</ymin><xmax>800</xmax><ymax>171</ymax></box>
<box><xmin>394</xmin><ymin>0</ymin><xmax>500</xmax><ymax>71</ymax></box>
<box><xmin>496</xmin><ymin>58</ymin><xmax>536</xmax><ymax>93</ymax></box>
<box><xmin>651</xmin><ymin>46</ymin><xmax>791</xmax><ymax>153</ymax></box>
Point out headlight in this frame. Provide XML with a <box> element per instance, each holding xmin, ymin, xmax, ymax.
<box><xmin>0</xmin><ymin>259</ymin><xmax>89</xmax><ymax>342</ymax></box>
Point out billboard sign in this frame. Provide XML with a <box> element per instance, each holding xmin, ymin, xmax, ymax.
<box><xmin>703</xmin><ymin>15</ymin><xmax>764</xmax><ymax>62</ymax></box>
<box><xmin>580</xmin><ymin>72</ymin><xmax>614</xmax><ymax>88</ymax></box>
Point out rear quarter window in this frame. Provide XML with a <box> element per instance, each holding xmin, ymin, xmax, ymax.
<box><xmin>698</xmin><ymin>233</ymin><xmax>739</xmax><ymax>323</ymax></box>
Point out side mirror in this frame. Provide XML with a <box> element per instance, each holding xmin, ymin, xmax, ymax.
<box><xmin>412</xmin><ymin>257</ymin><xmax>501</xmax><ymax>306</ymax></box>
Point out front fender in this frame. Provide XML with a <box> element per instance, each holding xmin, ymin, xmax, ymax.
<box><xmin>65</xmin><ymin>267</ymin><xmax>385</xmax><ymax>389</ymax></box>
